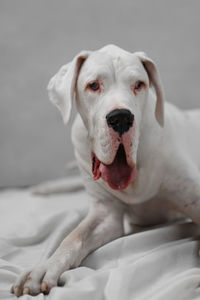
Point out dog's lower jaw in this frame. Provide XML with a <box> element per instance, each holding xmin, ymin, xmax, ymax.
<box><xmin>92</xmin><ymin>144</ymin><xmax>137</xmax><ymax>190</ymax></box>
<box><xmin>100</xmin><ymin>163</ymin><xmax>137</xmax><ymax>190</ymax></box>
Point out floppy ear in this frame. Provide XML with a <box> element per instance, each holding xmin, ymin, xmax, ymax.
<box><xmin>136</xmin><ymin>52</ymin><xmax>165</xmax><ymax>127</ymax></box>
<box><xmin>47</xmin><ymin>51</ymin><xmax>90</xmax><ymax>124</ymax></box>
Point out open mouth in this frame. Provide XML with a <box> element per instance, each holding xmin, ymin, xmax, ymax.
<box><xmin>92</xmin><ymin>144</ymin><xmax>137</xmax><ymax>190</ymax></box>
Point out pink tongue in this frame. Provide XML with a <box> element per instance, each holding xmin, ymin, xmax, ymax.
<box><xmin>99</xmin><ymin>145</ymin><xmax>136</xmax><ymax>190</ymax></box>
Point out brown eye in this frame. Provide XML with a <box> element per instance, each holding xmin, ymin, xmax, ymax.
<box><xmin>88</xmin><ymin>81</ymin><xmax>100</xmax><ymax>91</ymax></box>
<box><xmin>135</xmin><ymin>80</ymin><xmax>145</xmax><ymax>91</ymax></box>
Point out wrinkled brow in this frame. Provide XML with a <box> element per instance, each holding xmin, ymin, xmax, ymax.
<box><xmin>80</xmin><ymin>65</ymin><xmax>114</xmax><ymax>84</ymax></box>
<box><xmin>121</xmin><ymin>67</ymin><xmax>149</xmax><ymax>82</ymax></box>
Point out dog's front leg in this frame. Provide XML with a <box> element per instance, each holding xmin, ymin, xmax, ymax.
<box><xmin>162</xmin><ymin>164</ymin><xmax>200</xmax><ymax>224</ymax></box>
<box><xmin>11</xmin><ymin>199</ymin><xmax>124</xmax><ymax>296</ymax></box>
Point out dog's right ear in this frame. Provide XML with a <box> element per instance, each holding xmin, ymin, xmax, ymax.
<box><xmin>136</xmin><ymin>52</ymin><xmax>165</xmax><ymax>127</ymax></box>
<box><xmin>47</xmin><ymin>51</ymin><xmax>90</xmax><ymax>124</ymax></box>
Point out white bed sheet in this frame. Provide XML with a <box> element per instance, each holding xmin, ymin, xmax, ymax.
<box><xmin>1</xmin><ymin>180</ymin><xmax>200</xmax><ymax>300</ymax></box>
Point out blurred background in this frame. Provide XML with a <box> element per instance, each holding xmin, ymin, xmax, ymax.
<box><xmin>1</xmin><ymin>0</ymin><xmax>200</xmax><ymax>188</ymax></box>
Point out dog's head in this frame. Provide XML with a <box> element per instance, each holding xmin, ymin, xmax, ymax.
<box><xmin>48</xmin><ymin>45</ymin><xmax>165</xmax><ymax>191</ymax></box>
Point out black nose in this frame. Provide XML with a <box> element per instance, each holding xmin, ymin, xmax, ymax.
<box><xmin>106</xmin><ymin>109</ymin><xmax>134</xmax><ymax>136</ymax></box>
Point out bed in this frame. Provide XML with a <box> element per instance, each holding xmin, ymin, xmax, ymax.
<box><xmin>1</xmin><ymin>176</ymin><xmax>200</xmax><ymax>300</ymax></box>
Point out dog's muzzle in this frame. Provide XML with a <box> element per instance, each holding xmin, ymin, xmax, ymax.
<box><xmin>106</xmin><ymin>109</ymin><xmax>134</xmax><ymax>136</ymax></box>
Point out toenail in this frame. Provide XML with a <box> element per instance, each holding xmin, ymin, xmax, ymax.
<box><xmin>14</xmin><ymin>286</ymin><xmax>22</xmax><ymax>297</ymax></box>
<box><xmin>41</xmin><ymin>281</ymin><xmax>49</xmax><ymax>293</ymax></box>
<box><xmin>23</xmin><ymin>287</ymin><xmax>30</xmax><ymax>295</ymax></box>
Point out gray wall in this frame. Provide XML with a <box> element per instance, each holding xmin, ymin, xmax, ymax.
<box><xmin>1</xmin><ymin>0</ymin><xmax>200</xmax><ymax>187</ymax></box>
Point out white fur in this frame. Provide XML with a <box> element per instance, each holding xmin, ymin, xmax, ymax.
<box><xmin>11</xmin><ymin>45</ymin><xmax>200</xmax><ymax>296</ymax></box>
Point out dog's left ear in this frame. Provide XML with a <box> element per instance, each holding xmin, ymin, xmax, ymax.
<box><xmin>47</xmin><ymin>51</ymin><xmax>90</xmax><ymax>124</ymax></box>
<box><xmin>136</xmin><ymin>52</ymin><xmax>165</xmax><ymax>127</ymax></box>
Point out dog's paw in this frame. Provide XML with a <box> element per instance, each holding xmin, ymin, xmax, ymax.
<box><xmin>10</xmin><ymin>260</ymin><xmax>65</xmax><ymax>297</ymax></box>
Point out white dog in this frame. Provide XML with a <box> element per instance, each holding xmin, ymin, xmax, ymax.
<box><xmin>11</xmin><ymin>44</ymin><xmax>200</xmax><ymax>296</ymax></box>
